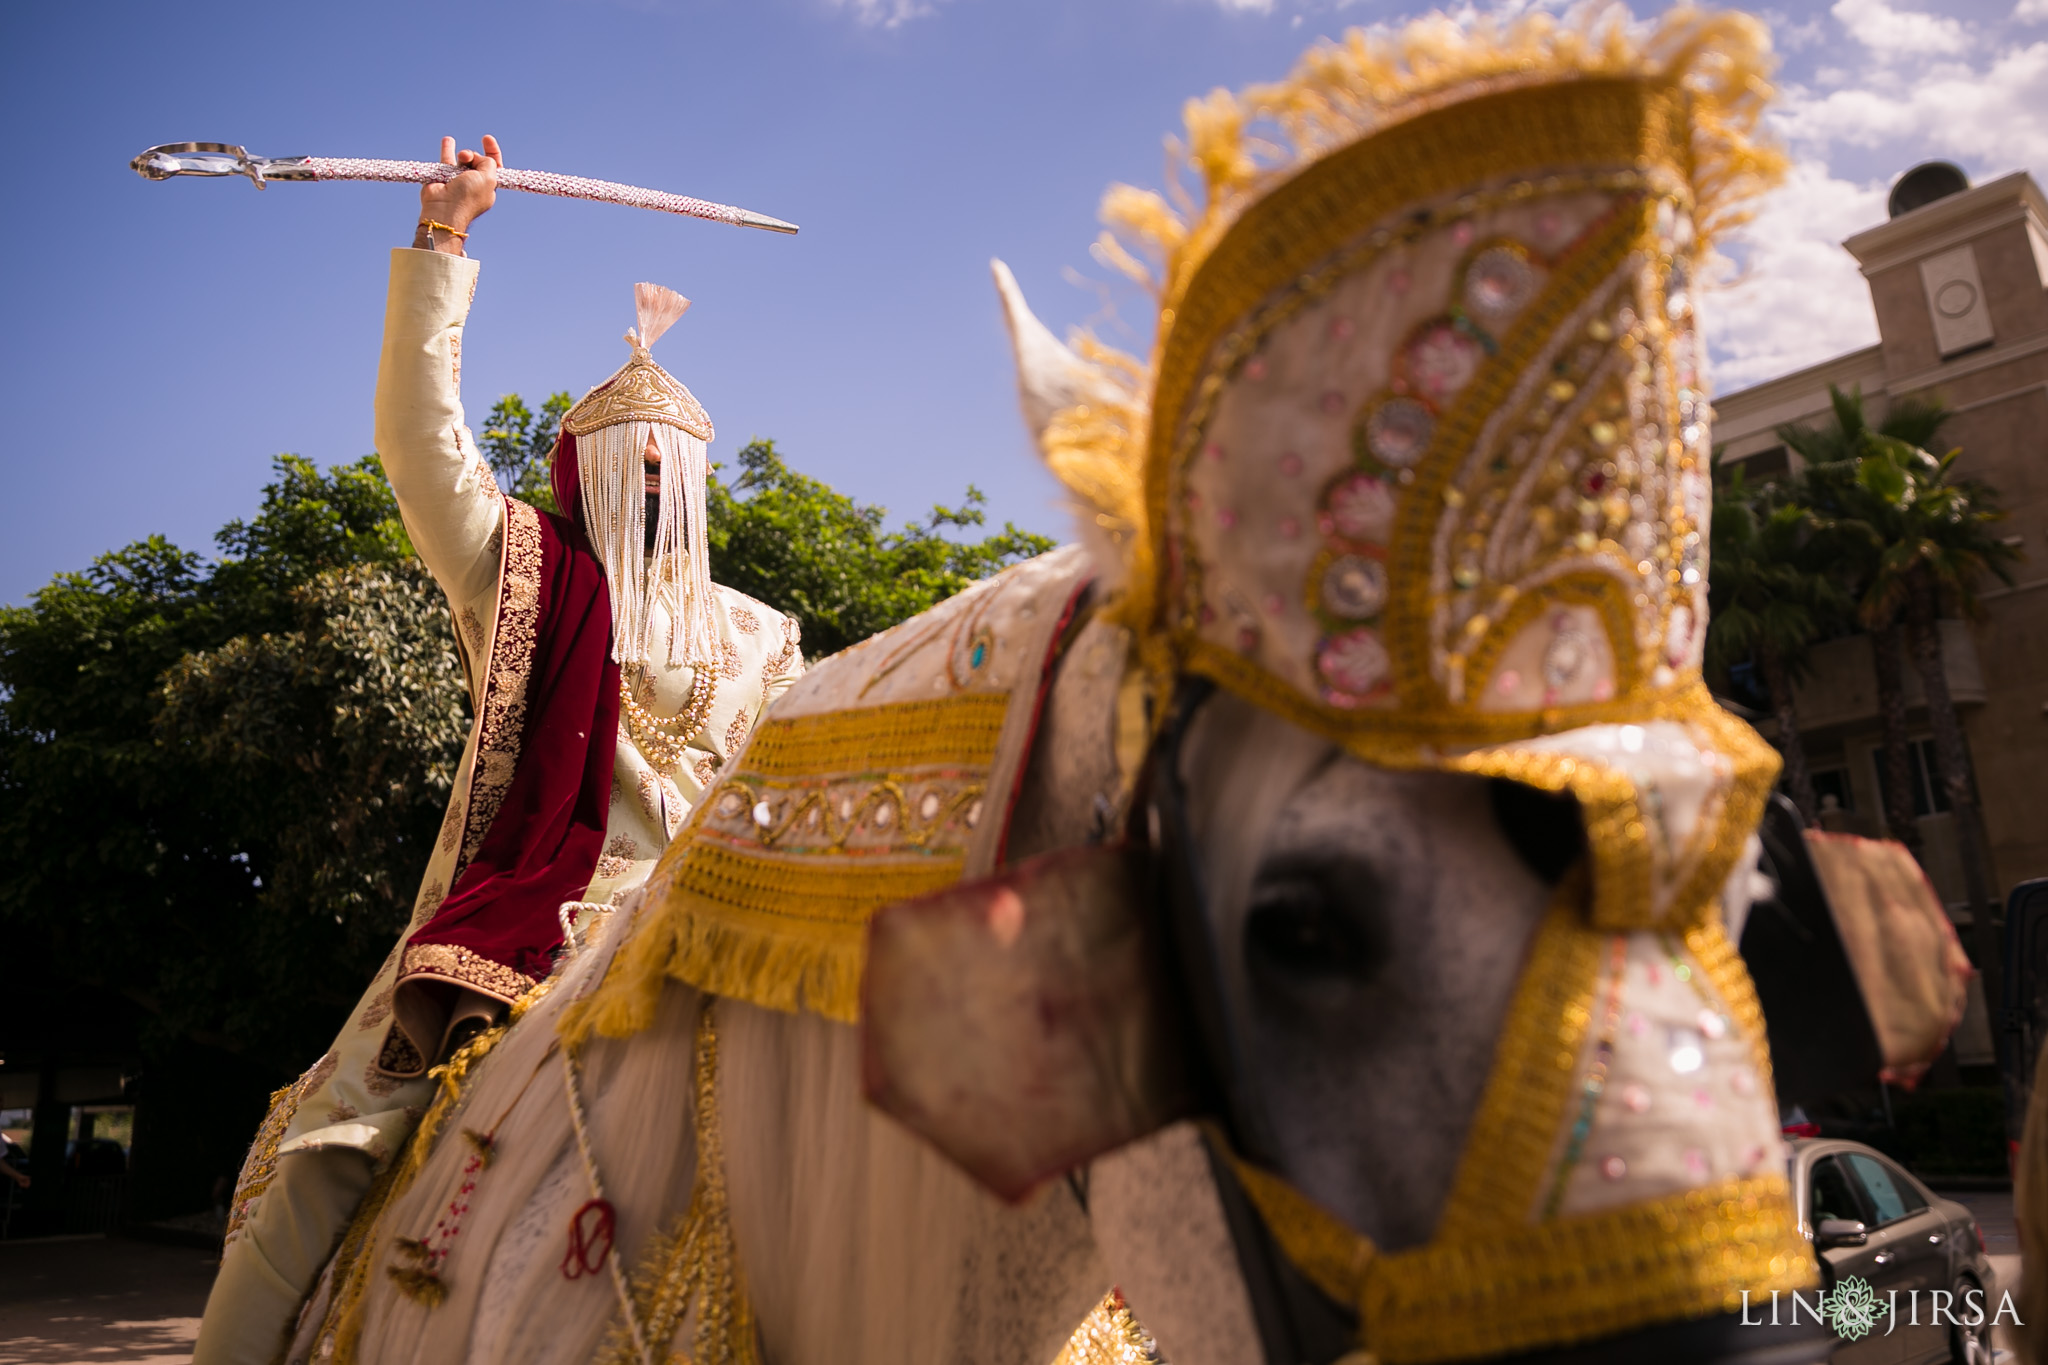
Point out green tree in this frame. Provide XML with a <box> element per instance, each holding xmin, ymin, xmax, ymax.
<box><xmin>1</xmin><ymin>427</ymin><xmax>1053</xmax><ymax>1218</ymax></box>
<box><xmin>1848</xmin><ymin>433</ymin><xmax>2019</xmax><ymax>1008</ymax></box>
<box><xmin>1705</xmin><ymin>468</ymin><xmax>1843</xmax><ymax>823</ymax></box>
<box><xmin>0</xmin><ymin>457</ymin><xmax>431</xmax><ymax>1074</ymax></box>
<box><xmin>708</xmin><ymin>439</ymin><xmax>1055</xmax><ymax>658</ymax></box>
<box><xmin>480</xmin><ymin>391</ymin><xmax>571</xmax><ymax>513</ymax></box>
<box><xmin>1780</xmin><ymin>385</ymin><xmax>1952</xmax><ymax>851</ymax></box>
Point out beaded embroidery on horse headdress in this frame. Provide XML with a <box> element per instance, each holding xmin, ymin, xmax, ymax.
<box><xmin>989</xmin><ymin>10</ymin><xmax>1822</xmax><ymax>1357</ymax></box>
<box><xmin>1009</xmin><ymin>4</ymin><xmax>1789</xmax><ymax>936</ymax></box>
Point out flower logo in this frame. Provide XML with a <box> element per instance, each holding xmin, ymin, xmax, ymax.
<box><xmin>1825</xmin><ymin>1275</ymin><xmax>1881</xmax><ymax>1341</ymax></box>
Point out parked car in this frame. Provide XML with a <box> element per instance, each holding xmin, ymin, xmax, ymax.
<box><xmin>1791</xmin><ymin>1137</ymin><xmax>1996</xmax><ymax>1364</ymax></box>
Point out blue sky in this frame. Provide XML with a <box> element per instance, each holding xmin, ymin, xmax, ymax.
<box><xmin>4</xmin><ymin>0</ymin><xmax>2045</xmax><ymax>603</ymax></box>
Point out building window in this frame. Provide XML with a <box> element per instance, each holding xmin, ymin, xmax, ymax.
<box><xmin>1811</xmin><ymin>766</ymin><xmax>1853</xmax><ymax>815</ymax></box>
<box><xmin>1716</xmin><ymin>444</ymin><xmax>1790</xmax><ymax>487</ymax></box>
<box><xmin>1871</xmin><ymin>738</ymin><xmax>1956</xmax><ymax>818</ymax></box>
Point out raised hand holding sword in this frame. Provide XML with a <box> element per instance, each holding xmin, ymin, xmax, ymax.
<box><xmin>419</xmin><ymin>134</ymin><xmax>667</xmax><ymax>525</ymax></box>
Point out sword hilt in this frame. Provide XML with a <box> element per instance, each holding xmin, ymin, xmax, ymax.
<box><xmin>129</xmin><ymin>143</ymin><xmax>320</xmax><ymax>190</ymax></box>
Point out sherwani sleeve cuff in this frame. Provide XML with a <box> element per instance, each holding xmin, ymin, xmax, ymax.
<box><xmin>374</xmin><ymin>248</ymin><xmax>503</xmax><ymax>607</ymax></box>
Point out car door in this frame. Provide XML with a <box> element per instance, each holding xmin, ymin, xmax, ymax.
<box><xmin>1844</xmin><ymin>1152</ymin><xmax>1950</xmax><ymax>1364</ymax></box>
<box><xmin>1809</xmin><ymin>1152</ymin><xmax>1899</xmax><ymax>1364</ymax></box>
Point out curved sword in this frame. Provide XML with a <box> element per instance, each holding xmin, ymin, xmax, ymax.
<box><xmin>129</xmin><ymin>142</ymin><xmax>798</xmax><ymax>235</ymax></box>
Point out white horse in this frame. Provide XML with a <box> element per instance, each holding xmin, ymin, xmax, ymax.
<box><xmin>287</xmin><ymin>16</ymin><xmax>1829</xmax><ymax>1356</ymax></box>
<box><xmin>283</xmin><ymin>295</ymin><xmax>1822</xmax><ymax>1365</ymax></box>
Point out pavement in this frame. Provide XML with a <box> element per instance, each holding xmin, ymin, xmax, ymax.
<box><xmin>0</xmin><ymin>1236</ymin><xmax>216</xmax><ymax>1365</ymax></box>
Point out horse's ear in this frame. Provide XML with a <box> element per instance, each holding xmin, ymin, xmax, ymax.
<box><xmin>991</xmin><ymin>259</ymin><xmax>1121</xmax><ymax>450</ymax></box>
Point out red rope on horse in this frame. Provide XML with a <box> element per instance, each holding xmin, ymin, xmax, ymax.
<box><xmin>559</xmin><ymin>1198</ymin><xmax>616</xmax><ymax>1280</ymax></box>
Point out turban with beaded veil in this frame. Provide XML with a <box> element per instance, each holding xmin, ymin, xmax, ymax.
<box><xmin>553</xmin><ymin>282</ymin><xmax>720</xmax><ymax>669</ymax></box>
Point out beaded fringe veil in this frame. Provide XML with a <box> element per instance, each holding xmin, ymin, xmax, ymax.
<box><xmin>576</xmin><ymin>417</ymin><xmax>717</xmax><ymax>669</ymax></box>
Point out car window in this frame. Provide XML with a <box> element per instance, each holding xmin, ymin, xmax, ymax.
<box><xmin>1809</xmin><ymin>1156</ymin><xmax>1866</xmax><ymax>1225</ymax></box>
<box><xmin>1845</xmin><ymin>1153</ymin><xmax>1926</xmax><ymax>1225</ymax></box>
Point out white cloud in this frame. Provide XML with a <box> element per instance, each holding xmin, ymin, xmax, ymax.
<box><xmin>1829</xmin><ymin>0</ymin><xmax>1970</xmax><ymax>58</ymax></box>
<box><xmin>1776</xmin><ymin>41</ymin><xmax>2048</xmax><ymax>175</ymax></box>
<box><xmin>2016</xmin><ymin>0</ymin><xmax>2048</xmax><ymax>23</ymax></box>
<box><xmin>1703</xmin><ymin>159</ymin><xmax>1888</xmax><ymax>391</ymax></box>
<box><xmin>1700</xmin><ymin>3</ymin><xmax>2048</xmax><ymax>393</ymax></box>
<box><xmin>826</xmin><ymin>0</ymin><xmax>942</xmax><ymax>27</ymax></box>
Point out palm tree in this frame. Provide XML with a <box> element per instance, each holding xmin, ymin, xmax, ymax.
<box><xmin>1852</xmin><ymin>433</ymin><xmax>2021</xmax><ymax>1010</ymax></box>
<box><xmin>1705</xmin><ymin>468</ymin><xmax>1843</xmax><ymax>823</ymax></box>
<box><xmin>1780</xmin><ymin>386</ymin><xmax>1953</xmax><ymax>853</ymax></box>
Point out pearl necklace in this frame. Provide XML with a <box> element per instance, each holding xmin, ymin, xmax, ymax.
<box><xmin>619</xmin><ymin>663</ymin><xmax>717</xmax><ymax>771</ymax></box>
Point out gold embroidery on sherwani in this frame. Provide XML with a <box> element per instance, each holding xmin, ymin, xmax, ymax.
<box><xmin>693</xmin><ymin>755</ymin><xmax>721</xmax><ymax>788</ymax></box>
<box><xmin>357</xmin><ymin>985</ymin><xmax>395</xmax><ymax>1031</ymax></box>
<box><xmin>398</xmin><ymin>943</ymin><xmax>537</xmax><ymax>1003</ymax></box>
<box><xmin>375</xmin><ymin>1028</ymin><xmax>427</xmax><ymax>1078</ymax></box>
<box><xmin>728</xmin><ymin>603</ymin><xmax>760</xmax><ymax>635</ymax></box>
<box><xmin>461</xmin><ymin>497</ymin><xmax>544</xmax><ymax>866</ymax></box>
<box><xmin>718</xmin><ymin>639</ymin><xmax>743</xmax><ymax>681</ymax></box>
<box><xmin>725</xmin><ymin>709</ymin><xmax>751</xmax><ymax>755</ymax></box>
<box><xmin>224</xmin><ymin>1051</ymin><xmax>338</xmax><ymax>1245</ymax></box>
<box><xmin>458</xmin><ymin>605</ymin><xmax>485</xmax><ymax>653</ymax></box>
<box><xmin>410</xmin><ymin>881</ymin><xmax>445</xmax><ymax>931</ymax></box>
<box><xmin>764</xmin><ymin>618</ymin><xmax>801</xmax><ymax>680</ymax></box>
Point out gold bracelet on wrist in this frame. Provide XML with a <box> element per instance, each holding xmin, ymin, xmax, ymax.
<box><xmin>419</xmin><ymin>219</ymin><xmax>469</xmax><ymax>243</ymax></box>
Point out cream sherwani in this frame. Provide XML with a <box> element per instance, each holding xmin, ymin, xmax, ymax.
<box><xmin>194</xmin><ymin>248</ymin><xmax>800</xmax><ymax>1365</ymax></box>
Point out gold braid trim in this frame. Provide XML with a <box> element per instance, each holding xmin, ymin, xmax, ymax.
<box><xmin>741</xmin><ymin>694</ymin><xmax>1009</xmax><ymax>777</ymax></box>
<box><xmin>594</xmin><ymin>1001</ymin><xmax>759</xmax><ymax>1365</ymax></box>
<box><xmin>1215</xmin><ymin>870</ymin><xmax>1818</xmax><ymax>1363</ymax></box>
<box><xmin>1430</xmin><ymin>876</ymin><xmax>1602</xmax><ymax>1239</ymax></box>
<box><xmin>564</xmin><ymin>696</ymin><xmax>1011</xmax><ymax>1040</ymax></box>
<box><xmin>1438</xmin><ymin>683</ymin><xmax>1781</xmax><ymax>933</ymax></box>
<box><xmin>1230</xmin><ymin>1146</ymin><xmax>1815</xmax><ymax>1364</ymax></box>
<box><xmin>312</xmin><ymin>978</ymin><xmax>554</xmax><ymax>1365</ymax></box>
<box><xmin>461</xmin><ymin>496</ymin><xmax>545</xmax><ymax>867</ymax></box>
<box><xmin>1684</xmin><ymin>916</ymin><xmax>1778</xmax><ymax>1093</ymax></box>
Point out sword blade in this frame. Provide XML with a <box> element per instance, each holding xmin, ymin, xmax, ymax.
<box><xmin>130</xmin><ymin>145</ymin><xmax>799</xmax><ymax>235</ymax></box>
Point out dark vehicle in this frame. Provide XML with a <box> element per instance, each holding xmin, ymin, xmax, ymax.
<box><xmin>1792</xmin><ymin>1137</ymin><xmax>1997</xmax><ymax>1364</ymax></box>
<box><xmin>65</xmin><ymin>1137</ymin><xmax>127</xmax><ymax>1177</ymax></box>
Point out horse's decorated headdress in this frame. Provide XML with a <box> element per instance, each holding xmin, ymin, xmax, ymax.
<box><xmin>554</xmin><ymin>282</ymin><xmax>719</xmax><ymax>668</ymax></box>
<box><xmin>1000</xmin><ymin>3</ymin><xmax>1788</xmax><ymax>935</ymax></box>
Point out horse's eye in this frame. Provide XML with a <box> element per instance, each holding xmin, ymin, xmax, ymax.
<box><xmin>1242</xmin><ymin>857</ymin><xmax>1388</xmax><ymax>996</ymax></box>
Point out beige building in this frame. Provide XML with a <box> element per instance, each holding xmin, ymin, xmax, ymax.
<box><xmin>1713</xmin><ymin>164</ymin><xmax>2048</xmax><ymax>914</ymax></box>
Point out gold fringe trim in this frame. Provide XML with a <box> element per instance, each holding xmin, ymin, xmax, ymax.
<box><xmin>564</xmin><ymin>847</ymin><xmax>965</xmax><ymax>1039</ymax></box>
